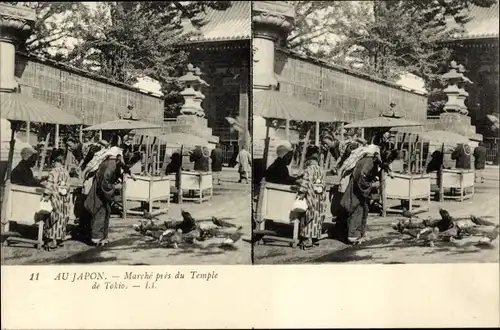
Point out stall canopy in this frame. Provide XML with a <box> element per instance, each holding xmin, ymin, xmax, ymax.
<box><xmin>344</xmin><ymin>116</ymin><xmax>423</xmax><ymax>128</ymax></box>
<box><xmin>0</xmin><ymin>92</ymin><xmax>82</xmax><ymax>125</ymax></box>
<box><xmin>253</xmin><ymin>89</ymin><xmax>338</xmax><ymax>122</ymax></box>
<box><xmin>158</xmin><ymin>132</ymin><xmax>208</xmax><ymax>147</ymax></box>
<box><xmin>419</xmin><ymin>130</ymin><xmax>470</xmax><ymax>145</ymax></box>
<box><xmin>83</xmin><ymin>119</ymin><xmax>161</xmax><ymax>131</ymax></box>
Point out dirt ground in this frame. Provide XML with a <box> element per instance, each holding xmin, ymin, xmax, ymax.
<box><xmin>1</xmin><ymin>168</ymin><xmax>252</xmax><ymax>265</ymax></box>
<box><xmin>254</xmin><ymin>166</ymin><xmax>500</xmax><ymax>264</ymax></box>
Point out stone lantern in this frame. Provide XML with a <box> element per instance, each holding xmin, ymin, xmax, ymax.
<box><xmin>179</xmin><ymin>64</ymin><xmax>209</xmax><ymax>117</ymax></box>
<box><xmin>442</xmin><ymin>61</ymin><xmax>473</xmax><ymax>115</ymax></box>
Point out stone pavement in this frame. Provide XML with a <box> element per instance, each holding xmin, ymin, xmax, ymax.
<box><xmin>254</xmin><ymin>167</ymin><xmax>500</xmax><ymax>264</ymax></box>
<box><xmin>1</xmin><ymin>168</ymin><xmax>252</xmax><ymax>265</ymax></box>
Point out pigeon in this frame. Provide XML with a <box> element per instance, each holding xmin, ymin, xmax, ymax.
<box><xmin>417</xmin><ymin>227</ymin><xmax>440</xmax><ymax>246</ymax></box>
<box><xmin>437</xmin><ymin>208</ymin><xmax>455</xmax><ymax>232</ymax></box>
<box><xmin>183</xmin><ymin>228</ymin><xmax>202</xmax><ymax>244</ymax></box>
<box><xmin>485</xmin><ymin>225</ymin><xmax>499</xmax><ymax>242</ymax></box>
<box><xmin>212</xmin><ymin>216</ymin><xmax>237</xmax><ymax>228</ymax></box>
<box><xmin>228</xmin><ymin>226</ymin><xmax>244</xmax><ymax>244</ymax></box>
<box><xmin>470</xmin><ymin>215</ymin><xmax>496</xmax><ymax>227</ymax></box>
<box><xmin>178</xmin><ymin>209</ymin><xmax>198</xmax><ymax>233</ymax></box>
<box><xmin>159</xmin><ymin>229</ymin><xmax>183</xmax><ymax>248</ymax></box>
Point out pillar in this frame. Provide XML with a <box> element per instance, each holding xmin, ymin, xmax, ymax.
<box><xmin>0</xmin><ymin>4</ymin><xmax>35</xmax><ymax>92</ymax></box>
<box><xmin>252</xmin><ymin>1</ymin><xmax>295</xmax><ymax>166</ymax></box>
<box><xmin>55</xmin><ymin>123</ymin><xmax>60</xmax><ymax>148</ymax></box>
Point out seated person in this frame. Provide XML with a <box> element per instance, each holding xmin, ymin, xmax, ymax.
<box><xmin>189</xmin><ymin>145</ymin><xmax>210</xmax><ymax>172</ymax></box>
<box><xmin>264</xmin><ymin>142</ymin><xmax>296</xmax><ymax>185</ymax></box>
<box><xmin>426</xmin><ymin>150</ymin><xmax>444</xmax><ymax>173</ymax></box>
<box><xmin>451</xmin><ymin>143</ymin><xmax>472</xmax><ymax>169</ymax></box>
<box><xmin>11</xmin><ymin>147</ymin><xmax>42</xmax><ymax>187</ymax></box>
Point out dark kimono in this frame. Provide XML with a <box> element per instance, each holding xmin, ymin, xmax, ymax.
<box><xmin>84</xmin><ymin>158</ymin><xmax>119</xmax><ymax>241</ymax></box>
<box><xmin>11</xmin><ymin>160</ymin><xmax>39</xmax><ymax>186</ymax></box>
<box><xmin>190</xmin><ymin>146</ymin><xmax>210</xmax><ymax>172</ymax></box>
<box><xmin>335</xmin><ymin>156</ymin><xmax>378</xmax><ymax>242</ymax></box>
<box><xmin>264</xmin><ymin>157</ymin><xmax>295</xmax><ymax>185</ymax></box>
<box><xmin>297</xmin><ymin>162</ymin><xmax>327</xmax><ymax>241</ymax></box>
<box><xmin>210</xmin><ymin>148</ymin><xmax>223</xmax><ymax>172</ymax></box>
<box><xmin>451</xmin><ymin>144</ymin><xmax>472</xmax><ymax>169</ymax></box>
<box><xmin>473</xmin><ymin>146</ymin><xmax>486</xmax><ymax>170</ymax></box>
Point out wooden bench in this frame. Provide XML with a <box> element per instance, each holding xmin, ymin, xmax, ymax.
<box><xmin>430</xmin><ymin>169</ymin><xmax>475</xmax><ymax>202</ymax></box>
<box><xmin>169</xmin><ymin>171</ymin><xmax>213</xmax><ymax>204</ymax></box>
<box><xmin>384</xmin><ymin>173</ymin><xmax>431</xmax><ymax>215</ymax></box>
<box><xmin>123</xmin><ymin>175</ymin><xmax>170</xmax><ymax>217</ymax></box>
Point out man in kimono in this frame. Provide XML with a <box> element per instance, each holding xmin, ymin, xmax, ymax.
<box><xmin>11</xmin><ymin>147</ymin><xmax>41</xmax><ymax>187</ymax></box>
<box><xmin>451</xmin><ymin>143</ymin><xmax>472</xmax><ymax>169</ymax></box>
<box><xmin>236</xmin><ymin>145</ymin><xmax>252</xmax><ymax>184</ymax></box>
<box><xmin>83</xmin><ymin>150</ymin><xmax>121</xmax><ymax>246</ymax></box>
<box><xmin>189</xmin><ymin>145</ymin><xmax>210</xmax><ymax>172</ymax></box>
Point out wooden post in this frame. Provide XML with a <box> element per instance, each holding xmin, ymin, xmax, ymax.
<box><xmin>340</xmin><ymin>122</ymin><xmax>345</xmax><ymax>142</ymax></box>
<box><xmin>79</xmin><ymin>125</ymin><xmax>83</xmax><ymax>142</ymax></box>
<box><xmin>262</xmin><ymin>120</ymin><xmax>271</xmax><ymax>170</ymax></box>
<box><xmin>419</xmin><ymin>138</ymin><xmax>424</xmax><ymax>173</ymax></box>
<box><xmin>178</xmin><ymin>145</ymin><xmax>184</xmax><ymax>204</ymax></box>
<box><xmin>55</xmin><ymin>124</ymin><xmax>60</xmax><ymax>149</ymax></box>
<box><xmin>26</xmin><ymin>121</ymin><xmax>30</xmax><ymax>144</ymax></box>
<box><xmin>381</xmin><ymin>169</ymin><xmax>387</xmax><ymax>217</ymax></box>
<box><xmin>438</xmin><ymin>143</ymin><xmax>445</xmax><ymax>202</ymax></box>
<box><xmin>315</xmin><ymin>121</ymin><xmax>320</xmax><ymax>146</ymax></box>
<box><xmin>285</xmin><ymin>120</ymin><xmax>290</xmax><ymax>141</ymax></box>
<box><xmin>99</xmin><ymin>130</ymin><xmax>103</xmax><ymax>141</ymax></box>
<box><xmin>1</xmin><ymin>128</ymin><xmax>17</xmax><ymax>233</ymax></box>
<box><xmin>37</xmin><ymin>133</ymin><xmax>50</xmax><ymax>180</ymax></box>
<box><xmin>122</xmin><ymin>176</ymin><xmax>127</xmax><ymax>221</ymax></box>
<box><xmin>299</xmin><ymin>129</ymin><xmax>311</xmax><ymax>172</ymax></box>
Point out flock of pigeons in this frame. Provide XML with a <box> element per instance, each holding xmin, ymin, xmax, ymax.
<box><xmin>133</xmin><ymin>210</ymin><xmax>244</xmax><ymax>249</ymax></box>
<box><xmin>392</xmin><ymin>207</ymin><xmax>499</xmax><ymax>247</ymax></box>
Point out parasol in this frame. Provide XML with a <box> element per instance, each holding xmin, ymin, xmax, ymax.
<box><xmin>253</xmin><ymin>89</ymin><xmax>338</xmax><ymax>122</ymax></box>
<box><xmin>344</xmin><ymin>116</ymin><xmax>422</xmax><ymax>128</ymax></box>
<box><xmin>419</xmin><ymin>130</ymin><xmax>470</xmax><ymax>145</ymax></box>
<box><xmin>1</xmin><ymin>91</ymin><xmax>82</xmax><ymax>125</ymax></box>
<box><xmin>83</xmin><ymin>119</ymin><xmax>161</xmax><ymax>131</ymax></box>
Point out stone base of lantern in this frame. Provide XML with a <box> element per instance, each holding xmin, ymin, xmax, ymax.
<box><xmin>164</xmin><ymin>115</ymin><xmax>219</xmax><ymax>147</ymax></box>
<box><xmin>426</xmin><ymin>112</ymin><xmax>480</xmax><ymax>140</ymax></box>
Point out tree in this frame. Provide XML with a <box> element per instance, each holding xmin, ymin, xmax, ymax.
<box><xmin>286</xmin><ymin>0</ymin><xmax>497</xmax><ymax>115</ymax></box>
<box><xmin>2</xmin><ymin>2</ymin><xmax>90</xmax><ymax>58</ymax></box>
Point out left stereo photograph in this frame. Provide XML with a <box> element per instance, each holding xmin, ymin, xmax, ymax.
<box><xmin>0</xmin><ymin>1</ymin><xmax>252</xmax><ymax>265</ymax></box>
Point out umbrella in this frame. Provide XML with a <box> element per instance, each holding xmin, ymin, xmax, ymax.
<box><xmin>344</xmin><ymin>116</ymin><xmax>423</xmax><ymax>128</ymax></box>
<box><xmin>0</xmin><ymin>91</ymin><xmax>82</xmax><ymax>125</ymax></box>
<box><xmin>83</xmin><ymin>119</ymin><xmax>161</xmax><ymax>131</ymax></box>
<box><xmin>419</xmin><ymin>130</ymin><xmax>470</xmax><ymax>145</ymax></box>
<box><xmin>158</xmin><ymin>132</ymin><xmax>208</xmax><ymax>147</ymax></box>
<box><xmin>253</xmin><ymin>89</ymin><xmax>338</xmax><ymax>122</ymax></box>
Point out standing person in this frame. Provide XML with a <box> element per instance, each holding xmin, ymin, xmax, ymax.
<box><xmin>83</xmin><ymin>148</ymin><xmax>122</xmax><ymax>246</ymax></box>
<box><xmin>335</xmin><ymin>148</ymin><xmax>398</xmax><ymax>245</ymax></box>
<box><xmin>211</xmin><ymin>144</ymin><xmax>223</xmax><ymax>185</ymax></box>
<box><xmin>473</xmin><ymin>141</ymin><xmax>487</xmax><ymax>183</ymax></box>
<box><xmin>236</xmin><ymin>145</ymin><xmax>252</xmax><ymax>184</ymax></box>
<box><xmin>41</xmin><ymin>155</ymin><xmax>71</xmax><ymax>250</ymax></box>
<box><xmin>451</xmin><ymin>143</ymin><xmax>472</xmax><ymax>169</ymax></box>
<box><xmin>295</xmin><ymin>145</ymin><xmax>327</xmax><ymax>249</ymax></box>
<box><xmin>189</xmin><ymin>145</ymin><xmax>210</xmax><ymax>172</ymax></box>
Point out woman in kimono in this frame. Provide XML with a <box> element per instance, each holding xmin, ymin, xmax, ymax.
<box><xmin>42</xmin><ymin>155</ymin><xmax>71</xmax><ymax>250</ymax></box>
<box><xmin>296</xmin><ymin>146</ymin><xmax>327</xmax><ymax>249</ymax></box>
<box><xmin>84</xmin><ymin>147</ymin><xmax>122</xmax><ymax>246</ymax></box>
<box><xmin>335</xmin><ymin>148</ymin><xmax>398</xmax><ymax>245</ymax></box>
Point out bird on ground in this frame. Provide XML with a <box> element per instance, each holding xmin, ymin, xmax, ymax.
<box><xmin>159</xmin><ymin>229</ymin><xmax>183</xmax><ymax>248</ymax></box>
<box><xmin>417</xmin><ymin>227</ymin><xmax>440</xmax><ymax>246</ymax></box>
<box><xmin>178</xmin><ymin>209</ymin><xmax>198</xmax><ymax>233</ymax></box>
<box><xmin>470</xmin><ymin>215</ymin><xmax>497</xmax><ymax>227</ymax></box>
<box><xmin>438</xmin><ymin>208</ymin><xmax>455</xmax><ymax>232</ymax></box>
<box><xmin>183</xmin><ymin>228</ymin><xmax>202</xmax><ymax>244</ymax></box>
<box><xmin>484</xmin><ymin>225</ymin><xmax>499</xmax><ymax>242</ymax></box>
<box><xmin>212</xmin><ymin>216</ymin><xmax>237</xmax><ymax>228</ymax></box>
<box><xmin>228</xmin><ymin>226</ymin><xmax>244</xmax><ymax>244</ymax></box>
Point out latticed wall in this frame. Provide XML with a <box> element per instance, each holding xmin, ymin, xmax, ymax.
<box><xmin>16</xmin><ymin>54</ymin><xmax>164</xmax><ymax>127</ymax></box>
<box><xmin>275</xmin><ymin>49</ymin><xmax>428</xmax><ymax>123</ymax></box>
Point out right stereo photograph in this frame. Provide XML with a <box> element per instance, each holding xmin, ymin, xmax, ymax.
<box><xmin>251</xmin><ymin>0</ymin><xmax>500</xmax><ymax>264</ymax></box>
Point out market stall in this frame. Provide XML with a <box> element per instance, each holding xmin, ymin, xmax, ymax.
<box><xmin>159</xmin><ymin>132</ymin><xmax>213</xmax><ymax>204</ymax></box>
<box><xmin>253</xmin><ymin>88</ymin><xmax>338</xmax><ymax>247</ymax></box>
<box><xmin>83</xmin><ymin>119</ymin><xmax>164</xmax><ymax>218</ymax></box>
<box><xmin>419</xmin><ymin>130</ymin><xmax>474</xmax><ymax>202</ymax></box>
<box><xmin>344</xmin><ymin>113</ymin><xmax>426</xmax><ymax>216</ymax></box>
<box><xmin>1</xmin><ymin>89</ymin><xmax>83</xmax><ymax>249</ymax></box>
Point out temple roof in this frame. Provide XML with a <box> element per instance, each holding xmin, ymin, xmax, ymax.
<box><xmin>447</xmin><ymin>3</ymin><xmax>499</xmax><ymax>41</ymax></box>
<box><xmin>183</xmin><ymin>1</ymin><xmax>250</xmax><ymax>43</ymax></box>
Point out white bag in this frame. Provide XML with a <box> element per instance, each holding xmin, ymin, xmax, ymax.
<box><xmin>292</xmin><ymin>197</ymin><xmax>308</xmax><ymax>212</ymax></box>
<box><xmin>40</xmin><ymin>199</ymin><xmax>53</xmax><ymax>213</ymax></box>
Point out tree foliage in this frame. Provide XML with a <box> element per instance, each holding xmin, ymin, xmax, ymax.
<box><xmin>4</xmin><ymin>1</ymin><xmax>231</xmax><ymax>120</ymax></box>
<box><xmin>287</xmin><ymin>0</ymin><xmax>497</xmax><ymax>116</ymax></box>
